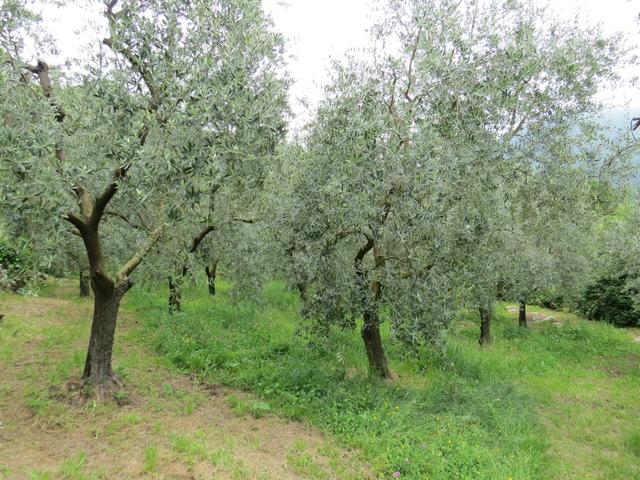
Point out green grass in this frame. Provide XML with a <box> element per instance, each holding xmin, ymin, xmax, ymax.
<box><xmin>142</xmin><ymin>444</ymin><xmax>158</xmax><ymax>472</ymax></box>
<box><xmin>287</xmin><ymin>439</ymin><xmax>329</xmax><ymax>479</ymax></box>
<box><xmin>128</xmin><ymin>280</ymin><xmax>640</xmax><ymax>480</ymax></box>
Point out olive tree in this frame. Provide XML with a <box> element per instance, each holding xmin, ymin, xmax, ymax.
<box><xmin>0</xmin><ymin>0</ymin><xmax>286</xmax><ymax>391</ymax></box>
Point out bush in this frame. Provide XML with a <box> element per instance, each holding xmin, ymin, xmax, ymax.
<box><xmin>0</xmin><ymin>239</ymin><xmax>36</xmax><ymax>292</ymax></box>
<box><xmin>0</xmin><ymin>241</ymin><xmax>22</xmax><ymax>270</ymax></box>
<box><xmin>528</xmin><ymin>287</ymin><xmax>565</xmax><ymax>309</ymax></box>
<box><xmin>580</xmin><ymin>275</ymin><xmax>640</xmax><ymax>328</ymax></box>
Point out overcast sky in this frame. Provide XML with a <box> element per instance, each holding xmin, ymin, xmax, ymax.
<box><xmin>261</xmin><ymin>0</ymin><xmax>640</xmax><ymax>126</ymax></box>
<box><xmin>37</xmin><ymin>0</ymin><xmax>640</xmax><ymax>128</ymax></box>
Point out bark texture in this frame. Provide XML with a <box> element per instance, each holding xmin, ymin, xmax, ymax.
<box><xmin>83</xmin><ymin>287</ymin><xmax>124</xmax><ymax>382</ymax></box>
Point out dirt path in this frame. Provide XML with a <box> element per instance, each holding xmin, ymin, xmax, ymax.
<box><xmin>0</xmin><ymin>286</ymin><xmax>372</xmax><ymax>480</ymax></box>
<box><xmin>505</xmin><ymin>305</ymin><xmax>563</xmax><ymax>326</ymax></box>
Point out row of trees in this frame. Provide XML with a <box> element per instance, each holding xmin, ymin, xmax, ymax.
<box><xmin>0</xmin><ymin>0</ymin><xmax>636</xmax><ymax>388</ymax></box>
<box><xmin>268</xmin><ymin>0</ymin><xmax>630</xmax><ymax>375</ymax></box>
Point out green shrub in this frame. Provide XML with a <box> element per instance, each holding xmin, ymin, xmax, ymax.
<box><xmin>0</xmin><ymin>239</ymin><xmax>37</xmax><ymax>292</ymax></box>
<box><xmin>0</xmin><ymin>241</ymin><xmax>22</xmax><ymax>270</ymax></box>
<box><xmin>580</xmin><ymin>275</ymin><xmax>640</xmax><ymax>328</ymax></box>
<box><xmin>528</xmin><ymin>287</ymin><xmax>565</xmax><ymax>310</ymax></box>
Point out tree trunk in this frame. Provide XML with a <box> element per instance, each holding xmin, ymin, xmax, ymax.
<box><xmin>168</xmin><ymin>276</ymin><xmax>182</xmax><ymax>313</ymax></box>
<box><xmin>361</xmin><ymin>308</ymin><xmax>390</xmax><ymax>378</ymax></box>
<box><xmin>354</xmin><ymin>239</ymin><xmax>390</xmax><ymax>379</ymax></box>
<box><xmin>83</xmin><ymin>287</ymin><xmax>123</xmax><ymax>384</ymax></box>
<box><xmin>79</xmin><ymin>269</ymin><xmax>91</xmax><ymax>297</ymax></box>
<box><xmin>205</xmin><ymin>260</ymin><xmax>218</xmax><ymax>296</ymax></box>
<box><xmin>519</xmin><ymin>298</ymin><xmax>527</xmax><ymax>327</ymax></box>
<box><xmin>479</xmin><ymin>304</ymin><xmax>492</xmax><ymax>346</ymax></box>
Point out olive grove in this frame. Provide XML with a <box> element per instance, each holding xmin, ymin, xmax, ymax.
<box><xmin>1</xmin><ymin>0</ymin><xmax>634</xmax><ymax>390</ymax></box>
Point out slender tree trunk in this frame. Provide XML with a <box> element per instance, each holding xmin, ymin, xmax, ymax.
<box><xmin>168</xmin><ymin>276</ymin><xmax>182</xmax><ymax>313</ymax></box>
<box><xmin>479</xmin><ymin>304</ymin><xmax>492</xmax><ymax>346</ymax></box>
<box><xmin>519</xmin><ymin>298</ymin><xmax>527</xmax><ymax>327</ymax></box>
<box><xmin>205</xmin><ymin>260</ymin><xmax>218</xmax><ymax>296</ymax></box>
<box><xmin>354</xmin><ymin>239</ymin><xmax>390</xmax><ymax>378</ymax></box>
<box><xmin>83</xmin><ymin>286</ymin><xmax>123</xmax><ymax>384</ymax></box>
<box><xmin>79</xmin><ymin>269</ymin><xmax>91</xmax><ymax>297</ymax></box>
<box><xmin>361</xmin><ymin>306</ymin><xmax>390</xmax><ymax>378</ymax></box>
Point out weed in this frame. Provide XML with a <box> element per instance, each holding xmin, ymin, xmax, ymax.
<box><xmin>113</xmin><ymin>390</ymin><xmax>127</xmax><ymax>406</ymax></box>
<box><xmin>226</xmin><ymin>395</ymin><xmax>272</xmax><ymax>418</ymax></box>
<box><xmin>143</xmin><ymin>444</ymin><xmax>158</xmax><ymax>472</ymax></box>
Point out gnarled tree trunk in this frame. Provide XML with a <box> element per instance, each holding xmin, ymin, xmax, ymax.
<box><xmin>519</xmin><ymin>298</ymin><xmax>527</xmax><ymax>327</ymax></box>
<box><xmin>83</xmin><ymin>283</ymin><xmax>128</xmax><ymax>383</ymax></box>
<box><xmin>27</xmin><ymin>54</ymin><xmax>164</xmax><ymax>391</ymax></box>
<box><xmin>479</xmin><ymin>304</ymin><xmax>492</xmax><ymax>346</ymax></box>
<box><xmin>168</xmin><ymin>260</ymin><xmax>191</xmax><ymax>314</ymax></box>
<box><xmin>64</xmin><ymin>167</ymin><xmax>163</xmax><ymax>389</ymax></box>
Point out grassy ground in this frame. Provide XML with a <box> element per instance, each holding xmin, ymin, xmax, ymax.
<box><xmin>127</xmin><ymin>280</ymin><xmax>640</xmax><ymax>480</ymax></box>
<box><xmin>0</xmin><ymin>280</ymin><xmax>371</xmax><ymax>480</ymax></box>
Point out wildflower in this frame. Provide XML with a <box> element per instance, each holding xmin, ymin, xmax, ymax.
<box><xmin>392</xmin><ymin>472</ymin><xmax>401</xmax><ymax>478</ymax></box>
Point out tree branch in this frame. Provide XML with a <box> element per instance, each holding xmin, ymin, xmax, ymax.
<box><xmin>24</xmin><ymin>59</ymin><xmax>66</xmax><ymax>163</ymax></box>
<box><xmin>117</xmin><ymin>225</ymin><xmax>164</xmax><ymax>280</ymax></box>
<box><xmin>91</xmin><ymin>164</ymin><xmax>130</xmax><ymax>225</ymax></box>
<box><xmin>190</xmin><ymin>225</ymin><xmax>216</xmax><ymax>253</ymax></box>
<box><xmin>25</xmin><ymin>60</ymin><xmax>65</xmax><ymax>123</ymax></box>
<box><xmin>404</xmin><ymin>26</ymin><xmax>423</xmax><ymax>102</ymax></box>
<box><xmin>232</xmin><ymin>217</ymin><xmax>258</xmax><ymax>224</ymax></box>
<box><xmin>600</xmin><ymin>141</ymin><xmax>640</xmax><ymax>179</ymax></box>
<box><xmin>105</xmin><ymin>210</ymin><xmax>144</xmax><ymax>230</ymax></box>
<box><xmin>103</xmin><ymin>0</ymin><xmax>159</xmax><ymax>111</ymax></box>
<box><xmin>72</xmin><ymin>185</ymin><xmax>94</xmax><ymax>219</ymax></box>
<box><xmin>506</xmin><ymin>113</ymin><xmax>527</xmax><ymax>141</ymax></box>
<box><xmin>354</xmin><ymin>235</ymin><xmax>375</xmax><ymax>272</ymax></box>
<box><xmin>64</xmin><ymin>212</ymin><xmax>88</xmax><ymax>233</ymax></box>
<box><xmin>322</xmin><ymin>228</ymin><xmax>358</xmax><ymax>256</ymax></box>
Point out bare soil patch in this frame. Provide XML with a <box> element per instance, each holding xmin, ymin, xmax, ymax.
<box><xmin>506</xmin><ymin>305</ymin><xmax>563</xmax><ymax>326</ymax></box>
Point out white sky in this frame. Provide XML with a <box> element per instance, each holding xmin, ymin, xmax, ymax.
<box><xmin>261</xmin><ymin>0</ymin><xmax>640</xmax><ymax>127</ymax></box>
<box><xmin>34</xmin><ymin>0</ymin><xmax>640</xmax><ymax>129</ymax></box>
